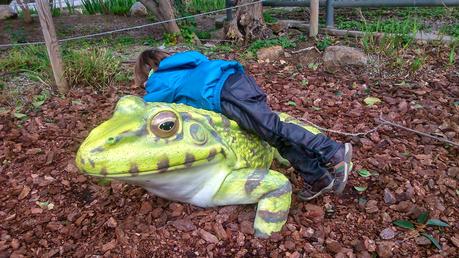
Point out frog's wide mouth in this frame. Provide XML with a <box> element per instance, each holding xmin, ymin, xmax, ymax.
<box><xmin>79</xmin><ymin>149</ymin><xmax>225</xmax><ymax>177</ymax></box>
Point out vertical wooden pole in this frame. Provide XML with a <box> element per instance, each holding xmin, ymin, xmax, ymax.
<box><xmin>36</xmin><ymin>0</ymin><xmax>69</xmax><ymax>94</ymax></box>
<box><xmin>310</xmin><ymin>0</ymin><xmax>319</xmax><ymax>37</ymax></box>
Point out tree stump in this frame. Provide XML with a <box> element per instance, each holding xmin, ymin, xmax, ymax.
<box><xmin>225</xmin><ymin>0</ymin><xmax>272</xmax><ymax>43</ymax></box>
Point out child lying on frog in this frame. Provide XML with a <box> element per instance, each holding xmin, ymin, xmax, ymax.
<box><xmin>134</xmin><ymin>49</ymin><xmax>352</xmax><ymax>200</ymax></box>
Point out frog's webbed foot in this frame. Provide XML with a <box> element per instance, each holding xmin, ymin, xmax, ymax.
<box><xmin>213</xmin><ymin>169</ymin><xmax>292</xmax><ymax>238</ymax></box>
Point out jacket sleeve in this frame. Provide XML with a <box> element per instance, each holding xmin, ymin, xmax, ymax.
<box><xmin>143</xmin><ymin>80</ymin><xmax>176</xmax><ymax>103</ymax></box>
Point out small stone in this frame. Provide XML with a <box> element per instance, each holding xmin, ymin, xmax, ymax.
<box><xmin>323</xmin><ymin>46</ymin><xmax>368</xmax><ymax>73</ymax></box>
<box><xmin>357</xmin><ymin>251</ymin><xmax>372</xmax><ymax>258</ymax></box>
<box><xmin>394</xmin><ymin>201</ymin><xmax>414</xmax><ymax>212</ymax></box>
<box><xmin>18</xmin><ymin>186</ymin><xmax>31</xmax><ymax>200</ymax></box>
<box><xmin>284</xmin><ymin>240</ymin><xmax>295</xmax><ymax>250</ymax></box>
<box><xmin>31</xmin><ymin>208</ymin><xmax>43</xmax><ymax>214</ymax></box>
<box><xmin>398</xmin><ymin>101</ymin><xmax>408</xmax><ymax>113</ymax></box>
<box><xmin>151</xmin><ymin>207</ymin><xmax>163</xmax><ymax>218</ymax></box>
<box><xmin>325</xmin><ymin>238</ymin><xmax>343</xmax><ymax>253</ymax></box>
<box><xmin>376</xmin><ymin>241</ymin><xmax>394</xmax><ymax>258</ymax></box>
<box><xmin>169</xmin><ymin>203</ymin><xmax>184</xmax><ymax>217</ymax></box>
<box><xmin>106</xmin><ymin>217</ymin><xmax>117</xmax><ymax>228</ymax></box>
<box><xmin>129</xmin><ymin>2</ymin><xmax>147</xmax><ymax>17</ymax></box>
<box><xmin>415</xmin><ymin>236</ymin><xmax>431</xmax><ymax>246</ymax></box>
<box><xmin>383</xmin><ymin>188</ymin><xmax>397</xmax><ymax>204</ymax></box>
<box><xmin>287</xmin><ymin>251</ymin><xmax>301</xmax><ymax>258</ymax></box>
<box><xmin>170</xmin><ymin>219</ymin><xmax>196</xmax><ymax>232</ymax></box>
<box><xmin>304</xmin><ymin>204</ymin><xmax>324</xmax><ymax>221</ymax></box>
<box><xmin>139</xmin><ymin>201</ymin><xmax>152</xmax><ymax>215</ymax></box>
<box><xmin>212</xmin><ymin>222</ymin><xmax>228</xmax><ymax>240</ymax></box>
<box><xmin>0</xmin><ymin>5</ymin><xmax>15</xmax><ymax>20</ymax></box>
<box><xmin>240</xmin><ymin>221</ymin><xmax>254</xmax><ymax>235</ymax></box>
<box><xmin>199</xmin><ymin>229</ymin><xmax>219</xmax><ymax>243</ymax></box>
<box><xmin>447</xmin><ymin>167</ymin><xmax>459</xmax><ymax>179</ymax></box>
<box><xmin>380</xmin><ymin>228</ymin><xmax>396</xmax><ymax>240</ymax></box>
<box><xmin>46</xmin><ymin>221</ymin><xmax>61</xmax><ymax>231</ymax></box>
<box><xmin>10</xmin><ymin>238</ymin><xmax>19</xmax><ymax>250</ymax></box>
<box><xmin>304</xmin><ymin>242</ymin><xmax>316</xmax><ymax>253</ymax></box>
<box><xmin>363</xmin><ymin>237</ymin><xmax>376</xmax><ymax>252</ymax></box>
<box><xmin>257</xmin><ymin>45</ymin><xmax>284</xmax><ymax>62</ymax></box>
<box><xmin>450</xmin><ymin>235</ymin><xmax>459</xmax><ymax>248</ymax></box>
<box><xmin>101</xmin><ymin>239</ymin><xmax>117</xmax><ymax>252</ymax></box>
<box><xmin>76</xmin><ymin>175</ymin><xmax>86</xmax><ymax>183</ymax></box>
<box><xmin>365</xmin><ymin>200</ymin><xmax>379</xmax><ymax>213</ymax></box>
<box><xmin>443</xmin><ymin>178</ymin><xmax>457</xmax><ymax>189</ymax></box>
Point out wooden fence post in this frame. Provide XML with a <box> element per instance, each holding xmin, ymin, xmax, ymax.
<box><xmin>310</xmin><ymin>0</ymin><xmax>319</xmax><ymax>37</ymax></box>
<box><xmin>36</xmin><ymin>0</ymin><xmax>69</xmax><ymax>94</ymax></box>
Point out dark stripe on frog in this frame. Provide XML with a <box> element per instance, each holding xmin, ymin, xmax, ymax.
<box><xmin>179</xmin><ymin>112</ymin><xmax>192</xmax><ymax>122</ymax></box>
<box><xmin>80</xmin><ymin>158</ymin><xmax>85</xmax><ymax>165</ymax></box>
<box><xmin>89</xmin><ymin>159</ymin><xmax>95</xmax><ymax>168</ymax></box>
<box><xmin>207</xmin><ymin>148</ymin><xmax>218</xmax><ymax>161</ymax></box>
<box><xmin>261</xmin><ymin>183</ymin><xmax>292</xmax><ymax>199</ymax></box>
<box><xmin>100</xmin><ymin>167</ymin><xmax>108</xmax><ymax>176</ymax></box>
<box><xmin>203</xmin><ymin>115</ymin><xmax>216</xmax><ymax>129</ymax></box>
<box><xmin>245</xmin><ymin>169</ymin><xmax>268</xmax><ymax>194</ymax></box>
<box><xmin>185</xmin><ymin>153</ymin><xmax>196</xmax><ymax>168</ymax></box>
<box><xmin>257</xmin><ymin>209</ymin><xmax>289</xmax><ymax>223</ymax></box>
<box><xmin>130</xmin><ymin>164</ymin><xmax>139</xmax><ymax>176</ymax></box>
<box><xmin>111</xmin><ymin>125</ymin><xmax>148</xmax><ymax>143</ymax></box>
<box><xmin>90</xmin><ymin>146</ymin><xmax>104</xmax><ymax>153</ymax></box>
<box><xmin>174</xmin><ymin>131</ymin><xmax>184</xmax><ymax>141</ymax></box>
<box><xmin>157</xmin><ymin>157</ymin><xmax>169</xmax><ymax>173</ymax></box>
<box><xmin>210</xmin><ymin>130</ymin><xmax>223</xmax><ymax>144</ymax></box>
<box><xmin>221</xmin><ymin>115</ymin><xmax>231</xmax><ymax>130</ymax></box>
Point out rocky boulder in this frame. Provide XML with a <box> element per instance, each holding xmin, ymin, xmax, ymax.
<box><xmin>323</xmin><ymin>45</ymin><xmax>368</xmax><ymax>73</ymax></box>
<box><xmin>0</xmin><ymin>5</ymin><xmax>16</xmax><ymax>20</ymax></box>
<box><xmin>129</xmin><ymin>2</ymin><xmax>147</xmax><ymax>17</ymax></box>
<box><xmin>257</xmin><ymin>45</ymin><xmax>284</xmax><ymax>62</ymax></box>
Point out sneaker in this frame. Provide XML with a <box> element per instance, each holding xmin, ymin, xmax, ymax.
<box><xmin>298</xmin><ymin>173</ymin><xmax>334</xmax><ymax>201</ymax></box>
<box><xmin>329</xmin><ymin>143</ymin><xmax>353</xmax><ymax>194</ymax></box>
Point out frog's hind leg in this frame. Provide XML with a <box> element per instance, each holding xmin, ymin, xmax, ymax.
<box><xmin>213</xmin><ymin>169</ymin><xmax>292</xmax><ymax>238</ymax></box>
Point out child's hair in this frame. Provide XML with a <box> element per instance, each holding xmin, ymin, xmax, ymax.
<box><xmin>134</xmin><ymin>49</ymin><xmax>170</xmax><ymax>87</ymax></box>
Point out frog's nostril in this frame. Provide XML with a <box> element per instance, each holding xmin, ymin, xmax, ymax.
<box><xmin>107</xmin><ymin>137</ymin><xmax>116</xmax><ymax>144</ymax></box>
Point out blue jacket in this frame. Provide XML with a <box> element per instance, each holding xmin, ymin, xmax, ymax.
<box><xmin>144</xmin><ymin>51</ymin><xmax>244</xmax><ymax>113</ymax></box>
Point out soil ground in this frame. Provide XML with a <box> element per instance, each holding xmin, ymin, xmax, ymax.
<box><xmin>1</xmin><ymin>8</ymin><xmax>459</xmax><ymax>258</ymax></box>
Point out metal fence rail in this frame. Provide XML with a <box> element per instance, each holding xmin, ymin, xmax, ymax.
<box><xmin>259</xmin><ymin>0</ymin><xmax>459</xmax><ymax>27</ymax></box>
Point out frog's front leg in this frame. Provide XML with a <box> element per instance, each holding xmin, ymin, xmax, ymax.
<box><xmin>213</xmin><ymin>169</ymin><xmax>292</xmax><ymax>238</ymax></box>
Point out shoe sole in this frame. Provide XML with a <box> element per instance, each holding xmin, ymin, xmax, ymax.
<box><xmin>298</xmin><ymin>179</ymin><xmax>334</xmax><ymax>201</ymax></box>
<box><xmin>334</xmin><ymin>143</ymin><xmax>352</xmax><ymax>194</ymax></box>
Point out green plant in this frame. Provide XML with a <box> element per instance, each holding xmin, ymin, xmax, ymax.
<box><xmin>184</xmin><ymin>0</ymin><xmax>225</xmax><ymax>14</ymax></box>
<box><xmin>440</xmin><ymin>24</ymin><xmax>459</xmax><ymax>38</ymax></box>
<box><xmin>448</xmin><ymin>43</ymin><xmax>457</xmax><ymax>65</ymax></box>
<box><xmin>64</xmin><ymin>48</ymin><xmax>122</xmax><ymax>90</ymax></box>
<box><xmin>196</xmin><ymin>30</ymin><xmax>211</xmax><ymax>40</ymax></box>
<box><xmin>51</xmin><ymin>6</ymin><xmax>61</xmax><ymax>17</ymax></box>
<box><xmin>64</xmin><ymin>0</ymin><xmax>76</xmax><ymax>15</ymax></box>
<box><xmin>81</xmin><ymin>0</ymin><xmax>135</xmax><ymax>15</ymax></box>
<box><xmin>410</xmin><ymin>57</ymin><xmax>425</xmax><ymax>72</ymax></box>
<box><xmin>163</xmin><ymin>32</ymin><xmax>180</xmax><ymax>46</ymax></box>
<box><xmin>316</xmin><ymin>36</ymin><xmax>332</xmax><ymax>51</ymax></box>
<box><xmin>393</xmin><ymin>211</ymin><xmax>449</xmax><ymax>250</ymax></box>
<box><xmin>263</xmin><ymin>11</ymin><xmax>277</xmax><ymax>24</ymax></box>
<box><xmin>0</xmin><ymin>45</ymin><xmax>124</xmax><ymax>90</ymax></box>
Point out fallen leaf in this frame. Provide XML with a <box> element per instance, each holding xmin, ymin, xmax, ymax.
<box><xmin>364</xmin><ymin>97</ymin><xmax>382</xmax><ymax>106</ymax></box>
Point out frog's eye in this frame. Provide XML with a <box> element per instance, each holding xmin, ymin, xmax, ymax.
<box><xmin>150</xmin><ymin>111</ymin><xmax>179</xmax><ymax>138</ymax></box>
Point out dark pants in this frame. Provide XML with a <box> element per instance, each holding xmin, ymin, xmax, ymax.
<box><xmin>220</xmin><ymin>73</ymin><xmax>342</xmax><ymax>183</ymax></box>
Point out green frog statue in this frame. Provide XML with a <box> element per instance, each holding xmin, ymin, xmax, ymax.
<box><xmin>76</xmin><ymin>95</ymin><xmax>322</xmax><ymax>237</ymax></box>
